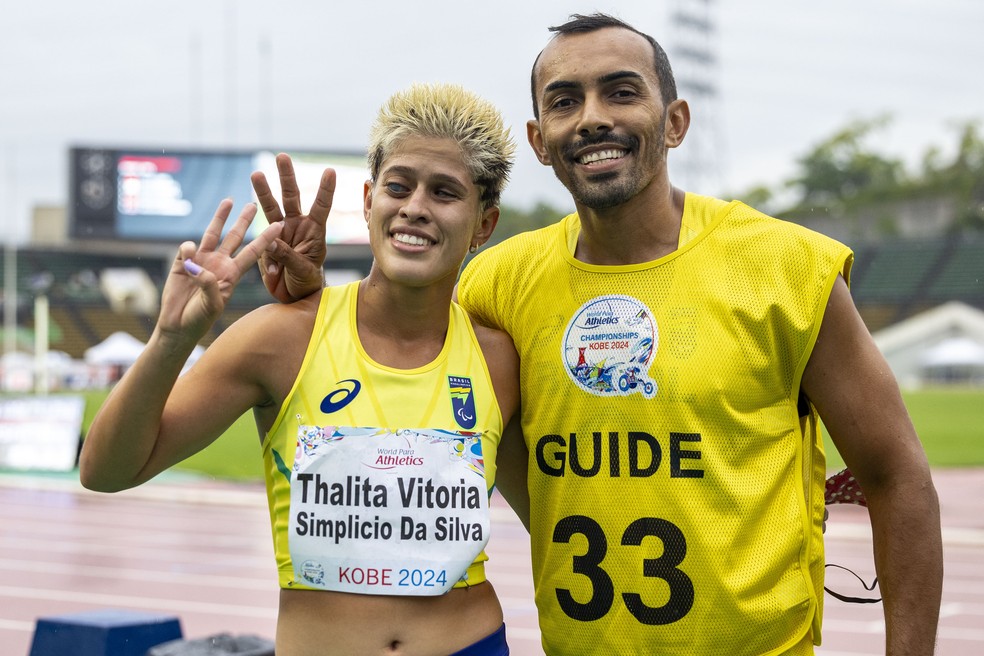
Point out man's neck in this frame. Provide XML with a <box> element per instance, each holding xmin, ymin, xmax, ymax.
<box><xmin>573</xmin><ymin>185</ymin><xmax>687</xmax><ymax>265</ymax></box>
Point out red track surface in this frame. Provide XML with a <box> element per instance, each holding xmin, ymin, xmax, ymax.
<box><xmin>1</xmin><ymin>469</ymin><xmax>981</xmax><ymax>655</ymax></box>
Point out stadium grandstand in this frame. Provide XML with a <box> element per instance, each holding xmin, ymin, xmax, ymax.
<box><xmin>2</xmin><ymin>231</ymin><xmax>980</xmax><ymax>362</ymax></box>
<box><xmin>2</xmin><ymin>244</ymin><xmax>372</xmax><ymax>360</ymax></box>
<box><xmin>850</xmin><ymin>232</ymin><xmax>984</xmax><ymax>332</ymax></box>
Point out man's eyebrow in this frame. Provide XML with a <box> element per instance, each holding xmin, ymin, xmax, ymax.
<box><xmin>543</xmin><ymin>80</ymin><xmax>579</xmax><ymax>95</ymax></box>
<box><xmin>543</xmin><ymin>70</ymin><xmax>644</xmax><ymax>95</ymax></box>
<box><xmin>598</xmin><ymin>70</ymin><xmax>645</xmax><ymax>85</ymax></box>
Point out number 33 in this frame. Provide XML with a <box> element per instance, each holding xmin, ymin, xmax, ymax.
<box><xmin>553</xmin><ymin>515</ymin><xmax>695</xmax><ymax>625</ymax></box>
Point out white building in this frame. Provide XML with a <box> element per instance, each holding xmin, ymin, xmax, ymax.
<box><xmin>873</xmin><ymin>302</ymin><xmax>984</xmax><ymax>388</ymax></box>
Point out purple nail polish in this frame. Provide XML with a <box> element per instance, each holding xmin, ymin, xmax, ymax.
<box><xmin>183</xmin><ymin>259</ymin><xmax>203</xmax><ymax>276</ymax></box>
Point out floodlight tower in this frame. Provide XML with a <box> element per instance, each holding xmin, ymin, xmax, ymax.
<box><xmin>666</xmin><ymin>0</ymin><xmax>723</xmax><ymax>194</ymax></box>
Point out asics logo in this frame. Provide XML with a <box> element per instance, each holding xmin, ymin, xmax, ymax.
<box><xmin>320</xmin><ymin>379</ymin><xmax>362</xmax><ymax>414</ymax></box>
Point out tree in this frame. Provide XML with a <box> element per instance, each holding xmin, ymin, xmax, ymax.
<box><xmin>786</xmin><ymin>115</ymin><xmax>905</xmax><ymax>208</ymax></box>
<box><xmin>922</xmin><ymin>120</ymin><xmax>984</xmax><ymax>231</ymax></box>
<box><xmin>732</xmin><ymin>115</ymin><xmax>984</xmax><ymax>236</ymax></box>
<box><xmin>487</xmin><ymin>200</ymin><xmax>572</xmax><ymax>246</ymax></box>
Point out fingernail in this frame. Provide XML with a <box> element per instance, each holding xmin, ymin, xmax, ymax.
<box><xmin>184</xmin><ymin>260</ymin><xmax>203</xmax><ymax>276</ymax></box>
<box><xmin>267</xmin><ymin>263</ymin><xmax>279</xmax><ymax>275</ymax></box>
<box><xmin>266</xmin><ymin>240</ymin><xmax>277</xmax><ymax>252</ymax></box>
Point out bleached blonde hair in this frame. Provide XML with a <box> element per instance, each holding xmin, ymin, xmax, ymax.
<box><xmin>368</xmin><ymin>83</ymin><xmax>516</xmax><ymax>210</ymax></box>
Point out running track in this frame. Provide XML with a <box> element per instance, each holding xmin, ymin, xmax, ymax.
<box><xmin>1</xmin><ymin>469</ymin><xmax>981</xmax><ymax>655</ymax></box>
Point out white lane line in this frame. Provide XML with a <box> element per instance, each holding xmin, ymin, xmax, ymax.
<box><xmin>0</xmin><ymin>585</ymin><xmax>275</xmax><ymax>619</ymax></box>
<box><xmin>822</xmin><ymin>618</ymin><xmax>885</xmax><ymax>634</ymax></box>
<box><xmin>827</xmin><ymin>523</ymin><xmax>984</xmax><ymax>547</ymax></box>
<box><xmin>2</xmin><ymin>519</ymin><xmax>271</xmax><ymax>551</ymax></box>
<box><xmin>0</xmin><ymin>618</ymin><xmax>35</xmax><ymax>632</ymax></box>
<box><xmin>823</xmin><ymin>616</ymin><xmax>984</xmax><ymax>641</ymax></box>
<box><xmin>0</xmin><ymin>475</ymin><xmax>265</xmax><ymax>507</ymax></box>
<box><xmin>0</xmin><ymin>536</ymin><xmax>272</xmax><ymax>567</ymax></box>
<box><xmin>503</xmin><ymin>626</ymin><xmax>543</xmax><ymax>642</ymax></box>
<box><xmin>939</xmin><ymin>626</ymin><xmax>984</xmax><ymax>641</ymax></box>
<box><xmin>0</xmin><ymin>558</ymin><xmax>268</xmax><ymax>590</ymax></box>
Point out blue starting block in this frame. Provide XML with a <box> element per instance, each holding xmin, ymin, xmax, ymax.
<box><xmin>29</xmin><ymin>608</ymin><xmax>183</xmax><ymax>656</ymax></box>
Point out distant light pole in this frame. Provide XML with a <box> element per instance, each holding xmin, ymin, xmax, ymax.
<box><xmin>29</xmin><ymin>272</ymin><xmax>53</xmax><ymax>395</ymax></box>
<box><xmin>225</xmin><ymin>0</ymin><xmax>238</xmax><ymax>144</ymax></box>
<box><xmin>667</xmin><ymin>0</ymin><xmax>724</xmax><ymax>195</ymax></box>
<box><xmin>3</xmin><ymin>144</ymin><xmax>18</xmax><ymax>357</ymax></box>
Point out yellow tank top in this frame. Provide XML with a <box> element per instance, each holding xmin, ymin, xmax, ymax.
<box><xmin>262</xmin><ymin>281</ymin><xmax>503</xmax><ymax>592</ymax></box>
<box><xmin>459</xmin><ymin>194</ymin><xmax>853</xmax><ymax>655</ymax></box>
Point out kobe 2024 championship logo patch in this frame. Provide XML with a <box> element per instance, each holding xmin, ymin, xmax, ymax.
<box><xmin>562</xmin><ymin>295</ymin><xmax>658</xmax><ymax>398</ymax></box>
<box><xmin>448</xmin><ymin>375</ymin><xmax>477</xmax><ymax>429</ymax></box>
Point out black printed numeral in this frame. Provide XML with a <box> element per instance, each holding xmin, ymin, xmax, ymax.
<box><xmin>552</xmin><ymin>515</ymin><xmax>694</xmax><ymax>625</ymax></box>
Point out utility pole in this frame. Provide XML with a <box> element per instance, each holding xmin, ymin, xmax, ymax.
<box><xmin>667</xmin><ymin>0</ymin><xmax>724</xmax><ymax>195</ymax></box>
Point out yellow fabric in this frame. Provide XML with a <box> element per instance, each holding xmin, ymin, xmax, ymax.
<box><xmin>262</xmin><ymin>281</ymin><xmax>503</xmax><ymax>591</ymax></box>
<box><xmin>458</xmin><ymin>194</ymin><xmax>853</xmax><ymax>655</ymax></box>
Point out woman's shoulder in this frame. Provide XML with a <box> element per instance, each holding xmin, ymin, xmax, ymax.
<box><xmin>215</xmin><ymin>290</ymin><xmax>322</xmax><ymax>353</ymax></box>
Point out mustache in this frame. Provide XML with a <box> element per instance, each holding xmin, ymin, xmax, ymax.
<box><xmin>562</xmin><ymin>133</ymin><xmax>638</xmax><ymax>160</ymax></box>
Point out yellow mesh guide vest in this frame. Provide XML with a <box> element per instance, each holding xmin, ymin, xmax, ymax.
<box><xmin>262</xmin><ymin>281</ymin><xmax>503</xmax><ymax>590</ymax></box>
<box><xmin>459</xmin><ymin>194</ymin><xmax>853</xmax><ymax>655</ymax></box>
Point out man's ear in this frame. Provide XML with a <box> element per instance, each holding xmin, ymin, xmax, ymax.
<box><xmin>527</xmin><ymin>120</ymin><xmax>552</xmax><ymax>165</ymax></box>
<box><xmin>473</xmin><ymin>206</ymin><xmax>500</xmax><ymax>248</ymax></box>
<box><xmin>363</xmin><ymin>180</ymin><xmax>373</xmax><ymax>224</ymax></box>
<box><xmin>664</xmin><ymin>99</ymin><xmax>691</xmax><ymax>149</ymax></box>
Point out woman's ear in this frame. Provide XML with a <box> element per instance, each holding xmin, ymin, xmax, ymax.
<box><xmin>472</xmin><ymin>206</ymin><xmax>500</xmax><ymax>249</ymax></box>
<box><xmin>363</xmin><ymin>179</ymin><xmax>373</xmax><ymax>224</ymax></box>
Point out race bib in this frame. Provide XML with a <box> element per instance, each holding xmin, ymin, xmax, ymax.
<box><xmin>288</xmin><ymin>426</ymin><xmax>489</xmax><ymax>596</ymax></box>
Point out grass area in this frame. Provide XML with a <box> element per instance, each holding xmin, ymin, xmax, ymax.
<box><xmin>23</xmin><ymin>386</ymin><xmax>984</xmax><ymax>482</ymax></box>
<box><xmin>822</xmin><ymin>388</ymin><xmax>984</xmax><ymax>470</ymax></box>
<box><xmin>75</xmin><ymin>388</ymin><xmax>267</xmax><ymax>481</ymax></box>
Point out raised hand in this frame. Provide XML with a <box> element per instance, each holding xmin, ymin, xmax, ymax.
<box><xmin>158</xmin><ymin>200</ymin><xmax>283</xmax><ymax>344</ymax></box>
<box><xmin>251</xmin><ymin>153</ymin><xmax>333</xmax><ymax>303</ymax></box>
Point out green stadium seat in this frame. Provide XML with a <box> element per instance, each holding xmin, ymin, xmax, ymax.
<box><xmin>927</xmin><ymin>240</ymin><xmax>984</xmax><ymax>300</ymax></box>
<box><xmin>852</xmin><ymin>239</ymin><xmax>945</xmax><ymax>302</ymax></box>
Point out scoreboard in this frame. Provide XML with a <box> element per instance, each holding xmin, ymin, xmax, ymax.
<box><xmin>69</xmin><ymin>147</ymin><xmax>370</xmax><ymax>244</ymax></box>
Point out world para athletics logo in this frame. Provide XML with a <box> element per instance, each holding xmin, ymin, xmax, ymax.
<box><xmin>562</xmin><ymin>295</ymin><xmax>658</xmax><ymax>398</ymax></box>
<box><xmin>447</xmin><ymin>376</ymin><xmax>477</xmax><ymax>429</ymax></box>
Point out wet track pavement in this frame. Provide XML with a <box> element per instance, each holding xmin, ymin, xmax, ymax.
<box><xmin>1</xmin><ymin>468</ymin><xmax>981</xmax><ymax>655</ymax></box>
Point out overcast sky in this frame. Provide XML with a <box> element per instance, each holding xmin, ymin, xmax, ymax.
<box><xmin>2</xmin><ymin>0</ymin><xmax>982</xmax><ymax>245</ymax></box>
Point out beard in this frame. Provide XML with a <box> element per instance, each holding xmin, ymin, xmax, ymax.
<box><xmin>554</xmin><ymin>125</ymin><xmax>664</xmax><ymax>211</ymax></box>
<box><xmin>562</xmin><ymin>171</ymin><xmax>641</xmax><ymax>210</ymax></box>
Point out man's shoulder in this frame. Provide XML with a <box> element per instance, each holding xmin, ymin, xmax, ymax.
<box><xmin>464</xmin><ymin>215</ymin><xmax>570</xmax><ymax>279</ymax></box>
<box><xmin>720</xmin><ymin>199</ymin><xmax>847</xmax><ymax>246</ymax></box>
<box><xmin>488</xmin><ymin>214</ymin><xmax>570</xmax><ymax>255</ymax></box>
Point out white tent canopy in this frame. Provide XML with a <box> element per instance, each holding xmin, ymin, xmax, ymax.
<box><xmin>921</xmin><ymin>337</ymin><xmax>984</xmax><ymax>368</ymax></box>
<box><xmin>873</xmin><ymin>302</ymin><xmax>984</xmax><ymax>387</ymax></box>
<box><xmin>84</xmin><ymin>331</ymin><xmax>147</xmax><ymax>366</ymax></box>
<box><xmin>83</xmin><ymin>331</ymin><xmax>206</xmax><ymax>374</ymax></box>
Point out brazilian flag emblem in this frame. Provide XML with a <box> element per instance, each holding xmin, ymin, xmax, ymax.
<box><xmin>448</xmin><ymin>375</ymin><xmax>477</xmax><ymax>429</ymax></box>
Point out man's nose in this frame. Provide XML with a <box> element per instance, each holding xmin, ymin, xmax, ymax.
<box><xmin>576</xmin><ymin>94</ymin><xmax>614</xmax><ymax>136</ymax></box>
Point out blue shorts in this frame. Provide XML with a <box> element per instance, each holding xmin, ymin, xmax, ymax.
<box><xmin>449</xmin><ymin>623</ymin><xmax>509</xmax><ymax>656</ymax></box>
